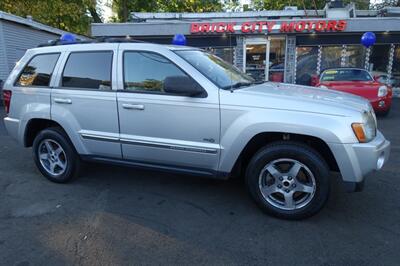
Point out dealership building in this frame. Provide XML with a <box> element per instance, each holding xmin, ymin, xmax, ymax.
<box><xmin>91</xmin><ymin>2</ymin><xmax>400</xmax><ymax>92</ymax></box>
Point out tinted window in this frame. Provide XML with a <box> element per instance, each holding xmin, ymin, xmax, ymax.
<box><xmin>124</xmin><ymin>52</ymin><xmax>188</xmax><ymax>93</ymax></box>
<box><xmin>321</xmin><ymin>69</ymin><xmax>373</xmax><ymax>82</ymax></box>
<box><xmin>62</xmin><ymin>51</ymin><xmax>112</xmax><ymax>90</ymax></box>
<box><xmin>16</xmin><ymin>53</ymin><xmax>60</xmax><ymax>87</ymax></box>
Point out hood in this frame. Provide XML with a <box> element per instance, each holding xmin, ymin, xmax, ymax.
<box><xmin>221</xmin><ymin>82</ymin><xmax>371</xmax><ymax>116</ymax></box>
<box><xmin>321</xmin><ymin>80</ymin><xmax>381</xmax><ymax>100</ymax></box>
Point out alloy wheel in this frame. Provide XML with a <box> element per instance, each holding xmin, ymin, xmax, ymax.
<box><xmin>258</xmin><ymin>158</ymin><xmax>316</xmax><ymax>210</ymax></box>
<box><xmin>38</xmin><ymin>139</ymin><xmax>68</xmax><ymax>177</ymax></box>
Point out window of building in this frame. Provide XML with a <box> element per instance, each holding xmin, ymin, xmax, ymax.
<box><xmin>392</xmin><ymin>44</ymin><xmax>400</xmax><ymax>89</ymax></box>
<box><xmin>369</xmin><ymin>44</ymin><xmax>390</xmax><ymax>73</ymax></box>
<box><xmin>269</xmin><ymin>38</ymin><xmax>286</xmax><ymax>82</ymax></box>
<box><xmin>123</xmin><ymin>51</ymin><xmax>188</xmax><ymax>93</ymax></box>
<box><xmin>62</xmin><ymin>51</ymin><xmax>112</xmax><ymax>90</ymax></box>
<box><xmin>344</xmin><ymin>45</ymin><xmax>365</xmax><ymax>68</ymax></box>
<box><xmin>296</xmin><ymin>46</ymin><xmax>318</xmax><ymax>85</ymax></box>
<box><xmin>321</xmin><ymin>46</ymin><xmax>342</xmax><ymax>70</ymax></box>
<box><xmin>16</xmin><ymin>53</ymin><xmax>60</xmax><ymax>87</ymax></box>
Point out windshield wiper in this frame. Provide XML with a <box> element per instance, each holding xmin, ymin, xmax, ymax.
<box><xmin>222</xmin><ymin>81</ymin><xmax>253</xmax><ymax>91</ymax></box>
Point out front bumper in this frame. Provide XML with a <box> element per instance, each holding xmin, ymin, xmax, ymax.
<box><xmin>329</xmin><ymin>131</ymin><xmax>390</xmax><ymax>192</ymax></box>
<box><xmin>370</xmin><ymin>96</ymin><xmax>392</xmax><ymax>112</ymax></box>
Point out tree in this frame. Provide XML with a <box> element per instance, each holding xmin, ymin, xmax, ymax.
<box><xmin>251</xmin><ymin>0</ymin><xmax>327</xmax><ymax>11</ymax></box>
<box><xmin>111</xmin><ymin>0</ymin><xmax>223</xmax><ymax>22</ymax></box>
<box><xmin>372</xmin><ymin>0</ymin><xmax>400</xmax><ymax>8</ymax></box>
<box><xmin>0</xmin><ymin>0</ymin><xmax>102</xmax><ymax>34</ymax></box>
<box><xmin>251</xmin><ymin>0</ymin><xmax>371</xmax><ymax>11</ymax></box>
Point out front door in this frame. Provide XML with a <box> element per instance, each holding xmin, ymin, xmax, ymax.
<box><xmin>245</xmin><ymin>38</ymin><xmax>268</xmax><ymax>82</ymax></box>
<box><xmin>116</xmin><ymin>47</ymin><xmax>220</xmax><ymax>174</ymax></box>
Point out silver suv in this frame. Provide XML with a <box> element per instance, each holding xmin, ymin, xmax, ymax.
<box><xmin>2</xmin><ymin>41</ymin><xmax>391</xmax><ymax>219</ymax></box>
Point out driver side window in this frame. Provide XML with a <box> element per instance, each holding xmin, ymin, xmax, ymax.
<box><xmin>123</xmin><ymin>51</ymin><xmax>188</xmax><ymax>94</ymax></box>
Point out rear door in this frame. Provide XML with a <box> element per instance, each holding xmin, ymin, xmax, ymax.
<box><xmin>51</xmin><ymin>44</ymin><xmax>121</xmax><ymax>158</ymax></box>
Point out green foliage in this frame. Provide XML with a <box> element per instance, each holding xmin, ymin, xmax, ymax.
<box><xmin>251</xmin><ymin>0</ymin><xmax>326</xmax><ymax>11</ymax></box>
<box><xmin>0</xmin><ymin>0</ymin><xmax>102</xmax><ymax>35</ymax></box>
<box><xmin>112</xmin><ymin>0</ymin><xmax>223</xmax><ymax>22</ymax></box>
<box><xmin>251</xmin><ymin>0</ymin><xmax>371</xmax><ymax>11</ymax></box>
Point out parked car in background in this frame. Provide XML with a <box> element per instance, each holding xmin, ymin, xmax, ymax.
<box><xmin>371</xmin><ymin>71</ymin><xmax>399</xmax><ymax>88</ymax></box>
<box><xmin>2</xmin><ymin>42</ymin><xmax>391</xmax><ymax>220</ymax></box>
<box><xmin>312</xmin><ymin>68</ymin><xmax>393</xmax><ymax>115</ymax></box>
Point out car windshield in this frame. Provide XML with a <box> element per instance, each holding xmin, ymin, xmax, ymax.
<box><xmin>320</xmin><ymin>69</ymin><xmax>373</xmax><ymax>82</ymax></box>
<box><xmin>175</xmin><ymin>50</ymin><xmax>255</xmax><ymax>90</ymax></box>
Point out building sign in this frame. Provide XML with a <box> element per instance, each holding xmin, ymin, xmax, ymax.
<box><xmin>190</xmin><ymin>20</ymin><xmax>347</xmax><ymax>34</ymax></box>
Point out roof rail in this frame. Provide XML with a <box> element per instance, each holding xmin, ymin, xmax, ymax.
<box><xmin>37</xmin><ymin>37</ymin><xmax>147</xmax><ymax>47</ymax></box>
<box><xmin>96</xmin><ymin>37</ymin><xmax>147</xmax><ymax>43</ymax></box>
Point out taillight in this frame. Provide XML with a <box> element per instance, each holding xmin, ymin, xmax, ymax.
<box><xmin>3</xmin><ymin>90</ymin><xmax>12</xmax><ymax>114</ymax></box>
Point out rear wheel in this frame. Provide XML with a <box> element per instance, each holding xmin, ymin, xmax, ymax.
<box><xmin>246</xmin><ymin>141</ymin><xmax>330</xmax><ymax>220</ymax></box>
<box><xmin>32</xmin><ymin>127</ymin><xmax>80</xmax><ymax>183</ymax></box>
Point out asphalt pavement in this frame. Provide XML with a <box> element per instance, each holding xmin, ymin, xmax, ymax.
<box><xmin>0</xmin><ymin>100</ymin><xmax>399</xmax><ymax>265</ymax></box>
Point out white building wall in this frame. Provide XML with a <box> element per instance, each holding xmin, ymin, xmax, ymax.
<box><xmin>0</xmin><ymin>20</ymin><xmax>59</xmax><ymax>81</ymax></box>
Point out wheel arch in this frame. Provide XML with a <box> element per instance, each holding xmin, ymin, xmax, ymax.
<box><xmin>24</xmin><ymin>119</ymin><xmax>64</xmax><ymax>147</ymax></box>
<box><xmin>229</xmin><ymin>132</ymin><xmax>339</xmax><ymax>178</ymax></box>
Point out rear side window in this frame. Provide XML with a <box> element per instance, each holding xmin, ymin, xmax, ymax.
<box><xmin>62</xmin><ymin>51</ymin><xmax>112</xmax><ymax>90</ymax></box>
<box><xmin>16</xmin><ymin>53</ymin><xmax>60</xmax><ymax>87</ymax></box>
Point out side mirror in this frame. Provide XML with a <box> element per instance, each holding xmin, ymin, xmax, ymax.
<box><xmin>164</xmin><ymin>76</ymin><xmax>205</xmax><ymax>97</ymax></box>
<box><xmin>373</xmin><ymin>75</ymin><xmax>381</xmax><ymax>82</ymax></box>
<box><xmin>310</xmin><ymin>75</ymin><xmax>319</xmax><ymax>86</ymax></box>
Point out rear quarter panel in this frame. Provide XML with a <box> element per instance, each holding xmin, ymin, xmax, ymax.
<box><xmin>3</xmin><ymin>49</ymin><xmax>55</xmax><ymax>144</ymax></box>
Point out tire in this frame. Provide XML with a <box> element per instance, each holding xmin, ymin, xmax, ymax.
<box><xmin>245</xmin><ymin>141</ymin><xmax>330</xmax><ymax>220</ymax></box>
<box><xmin>32</xmin><ymin>127</ymin><xmax>81</xmax><ymax>183</ymax></box>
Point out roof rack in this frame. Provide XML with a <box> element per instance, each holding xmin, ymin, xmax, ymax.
<box><xmin>37</xmin><ymin>37</ymin><xmax>147</xmax><ymax>47</ymax></box>
<box><xmin>97</xmin><ymin>37</ymin><xmax>147</xmax><ymax>43</ymax></box>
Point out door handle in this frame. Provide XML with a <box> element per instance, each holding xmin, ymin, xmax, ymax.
<box><xmin>54</xmin><ymin>98</ymin><xmax>72</xmax><ymax>104</ymax></box>
<box><xmin>122</xmin><ymin>103</ymin><xmax>145</xmax><ymax>110</ymax></box>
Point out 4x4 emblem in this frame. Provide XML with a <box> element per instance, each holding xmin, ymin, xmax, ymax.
<box><xmin>203</xmin><ymin>138</ymin><xmax>215</xmax><ymax>143</ymax></box>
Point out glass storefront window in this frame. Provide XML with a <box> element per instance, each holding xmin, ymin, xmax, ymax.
<box><xmin>369</xmin><ymin>44</ymin><xmax>390</xmax><ymax>73</ymax></box>
<box><xmin>246</xmin><ymin>43</ymin><xmax>267</xmax><ymax>81</ymax></box>
<box><xmin>321</xmin><ymin>46</ymin><xmax>342</xmax><ymax>70</ymax></box>
<box><xmin>392</xmin><ymin>44</ymin><xmax>400</xmax><ymax>89</ymax></box>
<box><xmin>344</xmin><ymin>45</ymin><xmax>365</xmax><ymax>68</ymax></box>
<box><xmin>296</xmin><ymin>46</ymin><xmax>318</xmax><ymax>85</ymax></box>
<box><xmin>268</xmin><ymin>38</ymin><xmax>285</xmax><ymax>82</ymax></box>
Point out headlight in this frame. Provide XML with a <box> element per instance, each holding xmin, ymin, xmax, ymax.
<box><xmin>352</xmin><ymin>111</ymin><xmax>377</xmax><ymax>143</ymax></box>
<box><xmin>378</xmin><ymin>85</ymin><xmax>388</xmax><ymax>97</ymax></box>
<box><xmin>319</xmin><ymin>85</ymin><xmax>328</xmax><ymax>89</ymax></box>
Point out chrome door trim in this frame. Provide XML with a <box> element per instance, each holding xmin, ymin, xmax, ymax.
<box><xmin>120</xmin><ymin>138</ymin><xmax>218</xmax><ymax>154</ymax></box>
<box><xmin>79</xmin><ymin>132</ymin><xmax>218</xmax><ymax>154</ymax></box>
<box><xmin>80</xmin><ymin>133</ymin><xmax>120</xmax><ymax>143</ymax></box>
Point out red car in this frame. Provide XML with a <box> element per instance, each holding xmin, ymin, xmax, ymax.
<box><xmin>312</xmin><ymin>68</ymin><xmax>393</xmax><ymax>115</ymax></box>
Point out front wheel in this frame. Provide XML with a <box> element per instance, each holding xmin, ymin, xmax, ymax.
<box><xmin>32</xmin><ymin>127</ymin><xmax>81</xmax><ymax>183</ymax></box>
<box><xmin>246</xmin><ymin>142</ymin><xmax>330</xmax><ymax>220</ymax></box>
